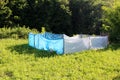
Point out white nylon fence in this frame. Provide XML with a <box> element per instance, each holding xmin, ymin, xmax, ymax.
<box><xmin>64</xmin><ymin>35</ymin><xmax>108</xmax><ymax>54</ymax></box>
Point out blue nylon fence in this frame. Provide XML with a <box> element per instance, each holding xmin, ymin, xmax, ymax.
<box><xmin>28</xmin><ymin>33</ymin><xmax>35</xmax><ymax>47</ymax></box>
<box><xmin>28</xmin><ymin>33</ymin><xmax>64</xmax><ymax>54</ymax></box>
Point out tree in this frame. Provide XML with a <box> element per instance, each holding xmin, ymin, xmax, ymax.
<box><xmin>0</xmin><ymin>0</ymin><xmax>110</xmax><ymax>36</ymax></box>
<box><xmin>47</xmin><ymin>0</ymin><xmax>72</xmax><ymax>35</ymax></box>
<box><xmin>7</xmin><ymin>0</ymin><xmax>27</xmax><ymax>27</ymax></box>
<box><xmin>69</xmin><ymin>0</ymin><xmax>102</xmax><ymax>35</ymax></box>
<box><xmin>25</xmin><ymin>0</ymin><xmax>72</xmax><ymax>35</ymax></box>
<box><xmin>102</xmin><ymin>0</ymin><xmax>120</xmax><ymax>42</ymax></box>
<box><xmin>0</xmin><ymin>0</ymin><xmax>12</xmax><ymax>27</ymax></box>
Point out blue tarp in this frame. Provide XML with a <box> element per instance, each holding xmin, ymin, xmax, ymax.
<box><xmin>28</xmin><ymin>33</ymin><xmax>35</xmax><ymax>47</ymax></box>
<box><xmin>42</xmin><ymin>32</ymin><xmax>63</xmax><ymax>39</ymax></box>
<box><xmin>28</xmin><ymin>33</ymin><xmax>64</xmax><ymax>54</ymax></box>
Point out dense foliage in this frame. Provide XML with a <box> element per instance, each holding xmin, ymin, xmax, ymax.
<box><xmin>0</xmin><ymin>39</ymin><xmax>120</xmax><ymax>80</ymax></box>
<box><xmin>0</xmin><ymin>0</ymin><xmax>103</xmax><ymax>35</ymax></box>
<box><xmin>102</xmin><ymin>0</ymin><xmax>120</xmax><ymax>42</ymax></box>
<box><xmin>0</xmin><ymin>0</ymin><xmax>119</xmax><ymax>42</ymax></box>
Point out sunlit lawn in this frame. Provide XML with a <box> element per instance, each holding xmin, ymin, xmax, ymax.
<box><xmin>0</xmin><ymin>39</ymin><xmax>120</xmax><ymax>80</ymax></box>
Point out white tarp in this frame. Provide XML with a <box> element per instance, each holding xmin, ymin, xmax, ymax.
<box><xmin>64</xmin><ymin>35</ymin><xmax>108</xmax><ymax>54</ymax></box>
<box><xmin>90</xmin><ymin>36</ymin><xmax>108</xmax><ymax>49</ymax></box>
<box><xmin>64</xmin><ymin>35</ymin><xmax>90</xmax><ymax>53</ymax></box>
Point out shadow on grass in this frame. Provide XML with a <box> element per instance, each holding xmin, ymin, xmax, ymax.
<box><xmin>7</xmin><ymin>43</ymin><xmax>120</xmax><ymax>58</ymax></box>
<box><xmin>7</xmin><ymin>44</ymin><xmax>58</xmax><ymax>58</ymax></box>
<box><xmin>113</xmin><ymin>76</ymin><xmax>120</xmax><ymax>80</ymax></box>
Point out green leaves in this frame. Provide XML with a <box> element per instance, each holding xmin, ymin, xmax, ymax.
<box><xmin>0</xmin><ymin>0</ymin><xmax>103</xmax><ymax>36</ymax></box>
<box><xmin>0</xmin><ymin>0</ymin><xmax>119</xmax><ymax>42</ymax></box>
<box><xmin>102</xmin><ymin>0</ymin><xmax>120</xmax><ymax>42</ymax></box>
<box><xmin>0</xmin><ymin>0</ymin><xmax>12</xmax><ymax>26</ymax></box>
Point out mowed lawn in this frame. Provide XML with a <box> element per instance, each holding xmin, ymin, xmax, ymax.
<box><xmin>0</xmin><ymin>39</ymin><xmax>120</xmax><ymax>80</ymax></box>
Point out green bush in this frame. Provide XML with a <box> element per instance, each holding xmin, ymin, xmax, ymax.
<box><xmin>0</xmin><ymin>25</ymin><xmax>39</xmax><ymax>39</ymax></box>
<box><xmin>102</xmin><ymin>1</ymin><xmax>120</xmax><ymax>43</ymax></box>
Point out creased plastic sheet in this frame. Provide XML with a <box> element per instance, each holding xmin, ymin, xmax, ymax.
<box><xmin>64</xmin><ymin>35</ymin><xmax>90</xmax><ymax>54</ymax></box>
<box><xmin>90</xmin><ymin>36</ymin><xmax>108</xmax><ymax>49</ymax></box>
<box><xmin>42</xmin><ymin>32</ymin><xmax>63</xmax><ymax>40</ymax></box>
<box><xmin>38</xmin><ymin>34</ymin><xmax>64</xmax><ymax>54</ymax></box>
<box><xmin>34</xmin><ymin>34</ymin><xmax>40</xmax><ymax>49</ymax></box>
<box><xmin>28</xmin><ymin>33</ymin><xmax>64</xmax><ymax>54</ymax></box>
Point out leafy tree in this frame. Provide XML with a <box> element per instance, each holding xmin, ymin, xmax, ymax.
<box><xmin>25</xmin><ymin>0</ymin><xmax>72</xmax><ymax>35</ymax></box>
<box><xmin>69</xmin><ymin>0</ymin><xmax>102</xmax><ymax>35</ymax></box>
<box><xmin>0</xmin><ymin>0</ymin><xmax>12</xmax><ymax>27</ymax></box>
<box><xmin>7</xmin><ymin>0</ymin><xmax>27</xmax><ymax>27</ymax></box>
<box><xmin>46</xmin><ymin>0</ymin><xmax>72</xmax><ymax>35</ymax></box>
<box><xmin>1</xmin><ymin>0</ymin><xmax>117</xmax><ymax>37</ymax></box>
<box><xmin>102</xmin><ymin>0</ymin><xmax>120</xmax><ymax>42</ymax></box>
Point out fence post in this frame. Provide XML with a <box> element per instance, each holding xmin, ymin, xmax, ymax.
<box><xmin>34</xmin><ymin>34</ymin><xmax>35</xmax><ymax>48</ymax></box>
<box><xmin>89</xmin><ymin>35</ymin><xmax>91</xmax><ymax>49</ymax></box>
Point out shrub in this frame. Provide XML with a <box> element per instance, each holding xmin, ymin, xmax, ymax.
<box><xmin>0</xmin><ymin>25</ymin><xmax>39</xmax><ymax>39</ymax></box>
<box><xmin>102</xmin><ymin>1</ymin><xmax>120</xmax><ymax>43</ymax></box>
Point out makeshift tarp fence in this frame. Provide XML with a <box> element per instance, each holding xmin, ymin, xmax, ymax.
<box><xmin>28</xmin><ymin>32</ymin><xmax>64</xmax><ymax>54</ymax></box>
<box><xmin>64</xmin><ymin>35</ymin><xmax>90</xmax><ymax>53</ymax></box>
<box><xmin>90</xmin><ymin>36</ymin><xmax>108</xmax><ymax>49</ymax></box>
<box><xmin>28</xmin><ymin>32</ymin><xmax>108</xmax><ymax>54</ymax></box>
<box><xmin>64</xmin><ymin>35</ymin><xmax>108</xmax><ymax>54</ymax></box>
<box><xmin>28</xmin><ymin>33</ymin><xmax>35</xmax><ymax>48</ymax></box>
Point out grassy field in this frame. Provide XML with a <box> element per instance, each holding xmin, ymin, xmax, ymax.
<box><xmin>0</xmin><ymin>39</ymin><xmax>120</xmax><ymax>80</ymax></box>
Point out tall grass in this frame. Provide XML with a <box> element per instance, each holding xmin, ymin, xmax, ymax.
<box><xmin>0</xmin><ymin>39</ymin><xmax>120</xmax><ymax>80</ymax></box>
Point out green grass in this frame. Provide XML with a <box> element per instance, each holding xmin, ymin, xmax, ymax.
<box><xmin>0</xmin><ymin>39</ymin><xmax>120</xmax><ymax>80</ymax></box>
